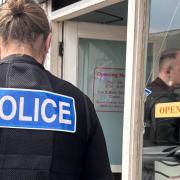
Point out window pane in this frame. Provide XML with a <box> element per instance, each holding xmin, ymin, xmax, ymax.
<box><xmin>143</xmin><ymin>0</ymin><xmax>180</xmax><ymax>180</ymax></box>
<box><xmin>78</xmin><ymin>38</ymin><xmax>126</xmax><ymax>166</ymax></box>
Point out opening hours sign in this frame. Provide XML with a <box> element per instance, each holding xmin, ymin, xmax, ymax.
<box><xmin>93</xmin><ymin>67</ymin><xmax>125</xmax><ymax>112</ymax></box>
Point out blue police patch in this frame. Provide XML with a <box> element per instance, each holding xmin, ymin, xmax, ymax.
<box><xmin>0</xmin><ymin>88</ymin><xmax>76</xmax><ymax>133</ymax></box>
<box><xmin>144</xmin><ymin>88</ymin><xmax>152</xmax><ymax>96</ymax></box>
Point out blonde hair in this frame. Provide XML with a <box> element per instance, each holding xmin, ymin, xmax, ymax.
<box><xmin>0</xmin><ymin>0</ymin><xmax>50</xmax><ymax>44</ymax></box>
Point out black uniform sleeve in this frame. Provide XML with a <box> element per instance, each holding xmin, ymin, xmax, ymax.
<box><xmin>82</xmin><ymin>96</ymin><xmax>114</xmax><ymax>180</ymax></box>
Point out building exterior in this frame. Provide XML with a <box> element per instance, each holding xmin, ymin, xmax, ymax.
<box><xmin>42</xmin><ymin>1</ymin><xmax>149</xmax><ymax>180</ymax></box>
<box><xmin>0</xmin><ymin>0</ymin><xmax>149</xmax><ymax>179</ymax></box>
<box><xmin>44</xmin><ymin>1</ymin><xmax>179</xmax><ymax>179</ymax></box>
<box><xmin>1</xmin><ymin>0</ymin><xmax>180</xmax><ymax>179</ymax></box>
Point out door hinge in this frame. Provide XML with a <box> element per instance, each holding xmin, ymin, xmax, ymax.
<box><xmin>59</xmin><ymin>42</ymin><xmax>64</xmax><ymax>57</ymax></box>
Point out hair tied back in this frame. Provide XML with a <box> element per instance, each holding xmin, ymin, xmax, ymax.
<box><xmin>7</xmin><ymin>0</ymin><xmax>25</xmax><ymax>16</ymax></box>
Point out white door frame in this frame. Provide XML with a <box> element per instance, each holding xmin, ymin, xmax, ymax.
<box><xmin>122</xmin><ymin>0</ymin><xmax>150</xmax><ymax>179</ymax></box>
<box><xmin>63</xmin><ymin>21</ymin><xmax>127</xmax><ymax>86</ymax></box>
<box><xmin>51</xmin><ymin>0</ymin><xmax>125</xmax><ymax>21</ymax></box>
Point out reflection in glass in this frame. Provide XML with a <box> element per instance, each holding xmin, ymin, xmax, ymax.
<box><xmin>143</xmin><ymin>0</ymin><xmax>180</xmax><ymax>180</ymax></box>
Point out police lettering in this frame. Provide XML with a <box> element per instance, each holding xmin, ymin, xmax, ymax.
<box><xmin>0</xmin><ymin>95</ymin><xmax>72</xmax><ymax>125</ymax></box>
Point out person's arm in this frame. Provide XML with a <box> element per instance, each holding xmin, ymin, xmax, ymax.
<box><xmin>144</xmin><ymin>94</ymin><xmax>154</xmax><ymax>146</ymax></box>
<box><xmin>82</xmin><ymin>96</ymin><xmax>114</xmax><ymax>180</ymax></box>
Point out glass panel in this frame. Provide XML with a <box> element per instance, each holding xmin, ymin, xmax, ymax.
<box><xmin>143</xmin><ymin>0</ymin><xmax>180</xmax><ymax>179</ymax></box>
<box><xmin>78</xmin><ymin>38</ymin><xmax>126</xmax><ymax>166</ymax></box>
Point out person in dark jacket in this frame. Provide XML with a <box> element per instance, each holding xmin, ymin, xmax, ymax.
<box><xmin>142</xmin><ymin>48</ymin><xmax>180</xmax><ymax>180</ymax></box>
<box><xmin>0</xmin><ymin>0</ymin><xmax>113</xmax><ymax>180</ymax></box>
<box><xmin>144</xmin><ymin>48</ymin><xmax>180</xmax><ymax>145</ymax></box>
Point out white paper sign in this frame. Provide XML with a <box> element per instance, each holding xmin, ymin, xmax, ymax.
<box><xmin>93</xmin><ymin>67</ymin><xmax>125</xmax><ymax>112</ymax></box>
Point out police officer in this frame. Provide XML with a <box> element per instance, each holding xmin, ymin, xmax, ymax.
<box><xmin>144</xmin><ymin>48</ymin><xmax>180</xmax><ymax>146</ymax></box>
<box><xmin>0</xmin><ymin>0</ymin><xmax>114</xmax><ymax>180</ymax></box>
<box><xmin>142</xmin><ymin>48</ymin><xmax>180</xmax><ymax>180</ymax></box>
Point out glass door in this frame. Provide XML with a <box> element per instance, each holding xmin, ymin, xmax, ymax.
<box><xmin>63</xmin><ymin>21</ymin><xmax>127</xmax><ymax>172</ymax></box>
<box><xmin>143</xmin><ymin>0</ymin><xmax>180</xmax><ymax>179</ymax></box>
<box><xmin>78</xmin><ymin>38</ymin><xmax>126</xmax><ymax>168</ymax></box>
